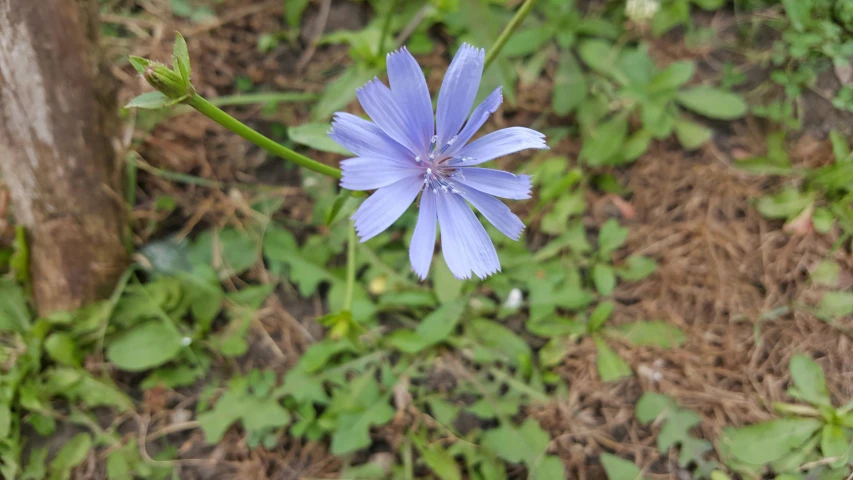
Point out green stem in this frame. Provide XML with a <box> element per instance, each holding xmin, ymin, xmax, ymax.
<box><xmin>344</xmin><ymin>221</ymin><xmax>357</xmax><ymax>311</ymax></box>
<box><xmin>377</xmin><ymin>0</ymin><xmax>400</xmax><ymax>57</ymax></box>
<box><xmin>402</xmin><ymin>439</ymin><xmax>414</xmax><ymax>480</ymax></box>
<box><xmin>208</xmin><ymin>91</ymin><xmax>318</xmax><ymax>107</ymax></box>
<box><xmin>489</xmin><ymin>367</ymin><xmax>550</xmax><ymax>403</ymax></box>
<box><xmin>188</xmin><ymin>94</ymin><xmax>342</xmax><ymax>180</ymax></box>
<box><xmin>484</xmin><ymin>0</ymin><xmax>537</xmax><ymax>70</ymax></box>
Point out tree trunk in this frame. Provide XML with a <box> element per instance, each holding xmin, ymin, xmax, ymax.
<box><xmin>0</xmin><ymin>0</ymin><xmax>127</xmax><ymax>314</ymax></box>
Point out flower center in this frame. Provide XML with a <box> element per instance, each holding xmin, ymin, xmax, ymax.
<box><xmin>414</xmin><ymin>136</ymin><xmax>472</xmax><ymax>194</ymax></box>
<box><xmin>422</xmin><ymin>166</ymin><xmax>459</xmax><ymax>194</ymax></box>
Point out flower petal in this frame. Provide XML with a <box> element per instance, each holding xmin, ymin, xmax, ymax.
<box><xmin>436</xmin><ymin>192</ymin><xmax>500</xmax><ymax>279</ymax></box>
<box><xmin>436</xmin><ymin>44</ymin><xmax>485</xmax><ymax>146</ymax></box>
<box><xmin>454</xmin><ymin>127</ymin><xmax>548</xmax><ymax>166</ymax></box>
<box><xmin>387</xmin><ymin>47</ymin><xmax>434</xmax><ymax>153</ymax></box>
<box><xmin>409</xmin><ymin>190</ymin><xmax>437</xmax><ymax>279</ymax></box>
<box><xmin>456</xmin><ymin>168</ymin><xmax>532</xmax><ymax>200</ymax></box>
<box><xmin>340</xmin><ymin>157</ymin><xmax>422</xmax><ymax>191</ymax></box>
<box><xmin>458</xmin><ymin>187</ymin><xmax>524</xmax><ymax>240</ymax></box>
<box><xmin>352</xmin><ymin>176</ymin><xmax>423</xmax><ymax>242</ymax></box>
<box><xmin>329</xmin><ymin>112</ymin><xmax>413</xmax><ymax>165</ymax></box>
<box><xmin>443</xmin><ymin>87</ymin><xmax>502</xmax><ymax>159</ymax></box>
<box><xmin>357</xmin><ymin>78</ymin><xmax>424</xmax><ymax>157</ymax></box>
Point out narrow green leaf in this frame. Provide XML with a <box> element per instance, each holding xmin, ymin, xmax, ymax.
<box><xmin>0</xmin><ymin>279</ymin><xmax>30</xmax><ymax>333</ymax></box>
<box><xmin>107</xmin><ymin>321</ymin><xmax>184</xmax><ymax>371</ymax></box>
<box><xmin>124</xmin><ymin>91</ymin><xmax>171</xmax><ymax>110</ymax></box>
<box><xmin>313</xmin><ymin>66</ymin><xmax>377</xmax><ymax>121</ymax></box>
<box><xmin>503</xmin><ymin>28</ymin><xmax>553</xmax><ymax>58</ymax></box>
<box><xmin>539</xmin><ymin>337</ymin><xmax>570</xmax><ymax>367</ymax></box>
<box><xmin>720</xmin><ymin>418</ymin><xmax>822</xmax><ymax>465</ymax></box>
<box><xmin>816</xmin><ymin>291</ymin><xmax>853</xmax><ymax>319</ymax></box>
<box><xmin>782</xmin><ymin>0</ymin><xmax>811</xmax><ymax>31</ymax></box>
<box><xmin>812</xmin><ymin>207</ymin><xmax>834</xmax><ymax>234</ymax></box>
<box><xmin>330</xmin><ymin>398</ymin><xmax>395</xmax><ymax>455</ymax></box>
<box><xmin>578</xmin><ymin>39</ymin><xmax>625</xmax><ymax>84</ymax></box>
<box><xmin>419</xmin><ymin>444</ymin><xmax>461</xmax><ymax>480</ymax></box>
<box><xmin>608</xmin><ymin>321</ymin><xmax>686</xmax><ymax>348</ymax></box>
<box><xmin>594</xmin><ymin>336</ymin><xmax>632</xmax><ymax>381</ymax></box>
<box><xmin>11</xmin><ymin>225</ymin><xmax>29</xmax><ymax>285</ymax></box>
<box><xmin>173</xmin><ymin>32</ymin><xmax>191</xmax><ymax>83</ymax></box>
<box><xmin>553</xmin><ymin>51</ymin><xmax>586</xmax><ymax>116</ymax></box>
<box><xmin>788</xmin><ymin>354</ymin><xmax>831</xmax><ymax>407</ymax></box>
<box><xmin>635</xmin><ymin>392</ymin><xmax>678</xmax><ymax>424</ymax></box>
<box><xmin>0</xmin><ymin>404</ymin><xmax>10</xmax><ymax>439</ymax></box>
<box><xmin>44</xmin><ymin>332</ymin><xmax>81</xmax><ymax>366</ymax></box>
<box><xmin>674</xmin><ymin>119</ymin><xmax>712</xmax><ymax>150</ymax></box>
<box><xmin>617</xmin><ymin>256</ymin><xmax>657</xmax><ymax>281</ymax></box>
<box><xmin>285</xmin><ymin>0</ymin><xmax>310</xmax><ymax>28</ymax></box>
<box><xmin>467</xmin><ymin>318</ymin><xmax>532</xmax><ymax>366</ymax></box>
<box><xmin>811</xmin><ymin>260</ymin><xmax>840</xmax><ymax>287</ymax></box>
<box><xmin>128</xmin><ymin>55</ymin><xmax>150</xmax><ymax>74</ymax></box>
<box><xmin>676</xmin><ymin>87</ymin><xmax>747</xmax><ymax>120</ymax></box>
<box><xmin>693</xmin><ymin>0</ymin><xmax>725</xmax><ymax>9</ymax></box>
<box><xmin>649</xmin><ymin>61</ymin><xmax>695</xmax><ymax>92</ymax></box>
<box><xmin>821</xmin><ymin>424</ymin><xmax>849</xmax><ymax>458</ymax></box>
<box><xmin>768</xmin><ymin>433</ymin><xmax>820</xmax><ymax>474</ymax></box>
<box><xmin>541</xmin><ymin>189</ymin><xmax>585</xmax><ymax>234</ymax></box>
<box><xmin>433</xmin><ymin>259</ymin><xmax>463</xmax><ymax>304</ymax></box>
<box><xmin>755</xmin><ymin>187</ymin><xmax>813</xmax><ymax>219</ymax></box>
<box><xmin>830</xmin><ymin>129</ymin><xmax>851</xmax><ymax>163</ymax></box>
<box><xmin>581</xmin><ymin>113</ymin><xmax>629</xmax><ymax>166</ymax></box>
<box><xmin>530</xmin><ymin>455</ymin><xmax>565</xmax><ymax>480</ymax></box>
<box><xmin>600</xmin><ymin>453</ymin><xmax>644</xmax><ymax>480</ymax></box>
<box><xmin>386</xmin><ymin>298</ymin><xmax>466</xmax><ymax>353</ymax></box>
<box><xmin>289</xmin><ymin>123</ymin><xmax>352</xmax><ymax>155</ymax></box>
<box><xmin>481</xmin><ymin>418</ymin><xmax>551</xmax><ymax>466</ymax></box>
<box><xmin>657</xmin><ymin>409</ymin><xmax>702</xmax><ymax>452</ymax></box>
<box><xmin>588</xmin><ymin>301</ymin><xmax>614</xmax><ymax>332</ymax></box>
<box><xmin>598</xmin><ymin>219</ymin><xmax>629</xmax><ymax>259</ymax></box>
<box><xmin>326</xmin><ymin>190</ymin><xmax>357</xmax><ymax>225</ymax></box>
<box><xmin>621</xmin><ymin>129</ymin><xmax>653</xmax><ymax>163</ymax></box>
<box><xmin>22</xmin><ymin>447</ymin><xmax>48</xmax><ymax>480</ymax></box>
<box><xmin>49</xmin><ymin>433</ymin><xmax>91</xmax><ymax>480</ymax></box>
<box><xmin>592</xmin><ymin>264</ymin><xmax>617</xmax><ymax>296</ymax></box>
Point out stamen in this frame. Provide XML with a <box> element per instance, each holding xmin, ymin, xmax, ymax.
<box><xmin>428</xmin><ymin>135</ymin><xmax>439</xmax><ymax>160</ymax></box>
<box><xmin>438</xmin><ymin>135</ymin><xmax>458</xmax><ymax>155</ymax></box>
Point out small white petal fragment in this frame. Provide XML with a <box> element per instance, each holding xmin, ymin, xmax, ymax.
<box><xmin>503</xmin><ymin>288</ymin><xmax>523</xmax><ymax>309</ymax></box>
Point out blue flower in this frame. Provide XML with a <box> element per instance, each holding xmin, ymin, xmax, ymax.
<box><xmin>328</xmin><ymin>44</ymin><xmax>548</xmax><ymax>280</ymax></box>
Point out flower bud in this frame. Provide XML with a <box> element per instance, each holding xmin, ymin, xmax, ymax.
<box><xmin>143</xmin><ymin>62</ymin><xmax>194</xmax><ymax>100</ymax></box>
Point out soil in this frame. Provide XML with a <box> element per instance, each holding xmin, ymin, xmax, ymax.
<box><xmin>94</xmin><ymin>0</ymin><xmax>853</xmax><ymax>478</ymax></box>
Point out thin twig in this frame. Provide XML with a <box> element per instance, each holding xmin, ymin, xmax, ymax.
<box><xmin>145</xmin><ymin>420</ymin><xmax>200</xmax><ymax>442</ymax></box>
<box><xmin>296</xmin><ymin>0</ymin><xmax>332</xmax><ymax>72</ymax></box>
<box><xmin>377</xmin><ymin>0</ymin><xmax>400</xmax><ymax>56</ymax></box>
<box><xmin>183</xmin><ymin>0</ymin><xmax>283</xmax><ymax>36</ymax></box>
<box><xmin>394</xmin><ymin>4</ymin><xmax>428</xmax><ymax>47</ymax></box>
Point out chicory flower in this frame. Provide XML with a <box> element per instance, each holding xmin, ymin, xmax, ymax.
<box><xmin>329</xmin><ymin>44</ymin><xmax>547</xmax><ymax>280</ymax></box>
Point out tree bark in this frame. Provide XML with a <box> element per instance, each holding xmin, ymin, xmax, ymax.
<box><xmin>0</xmin><ymin>0</ymin><xmax>127</xmax><ymax>314</ymax></box>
